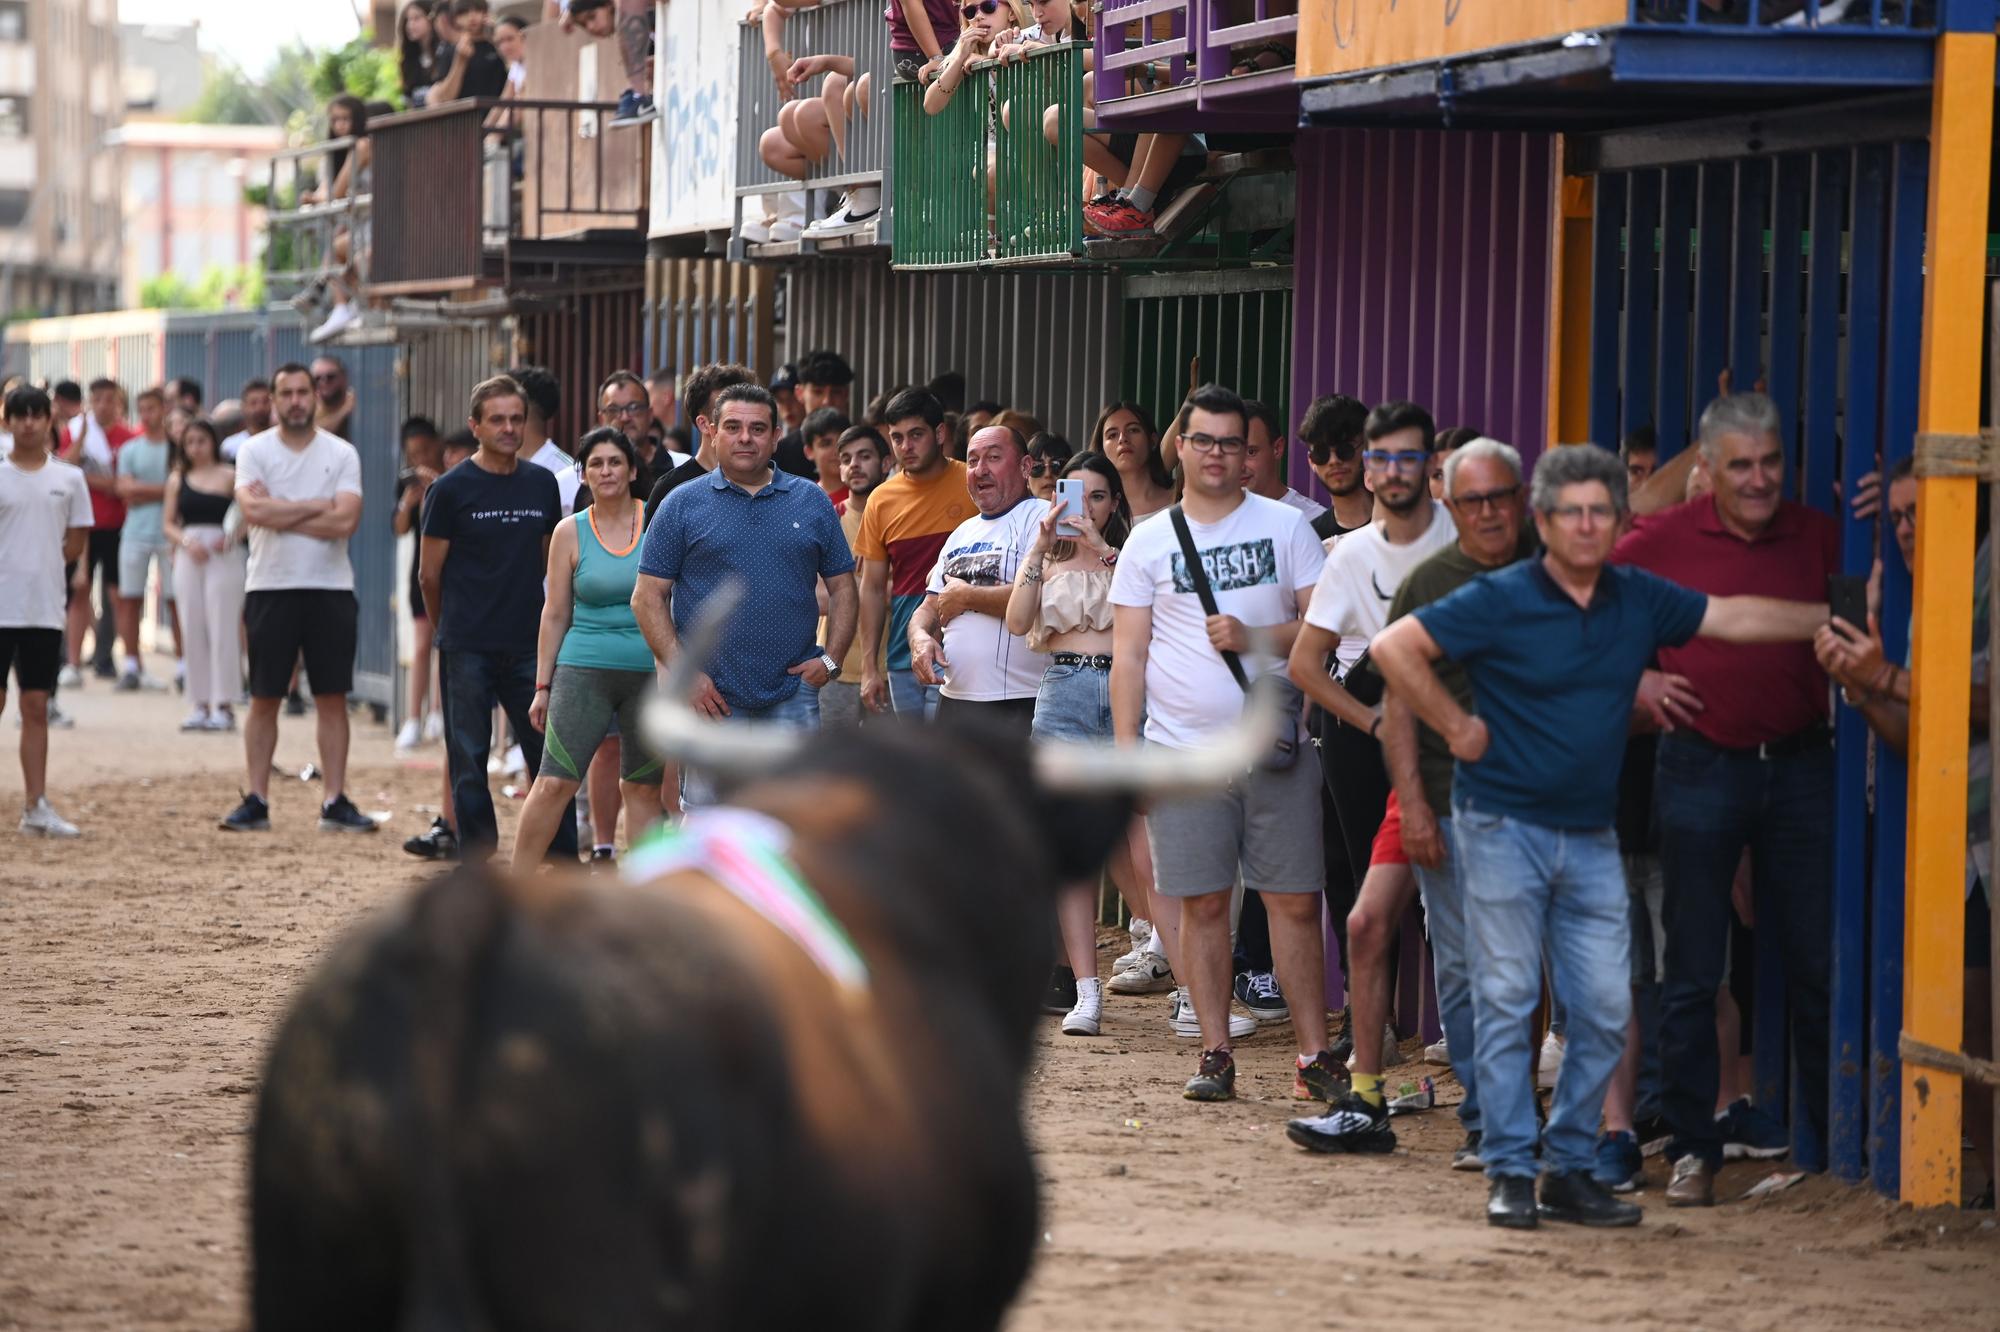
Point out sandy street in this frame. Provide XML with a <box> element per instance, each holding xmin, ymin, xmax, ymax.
<box><xmin>3</xmin><ymin>663</ymin><xmax>1997</xmax><ymax>1330</ymax></box>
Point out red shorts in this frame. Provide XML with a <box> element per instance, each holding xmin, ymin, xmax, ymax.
<box><xmin>1369</xmin><ymin>789</ymin><xmax>1410</xmax><ymax>867</ymax></box>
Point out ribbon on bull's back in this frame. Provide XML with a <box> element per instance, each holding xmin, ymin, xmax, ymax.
<box><xmin>623</xmin><ymin>808</ymin><xmax>870</xmax><ymax>992</ymax></box>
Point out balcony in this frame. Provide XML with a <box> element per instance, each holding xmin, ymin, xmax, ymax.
<box><xmin>1296</xmin><ymin>0</ymin><xmax>1962</xmax><ymax>129</ymax></box>
<box><xmin>731</xmin><ymin>0</ymin><xmax>892</xmax><ymax>258</ymax></box>
<box><xmin>263</xmin><ymin>99</ymin><xmax>648</xmax><ymax>303</ymax></box>
<box><xmin>1094</xmin><ymin>0</ymin><xmax>1301</xmax><ymax>131</ymax></box>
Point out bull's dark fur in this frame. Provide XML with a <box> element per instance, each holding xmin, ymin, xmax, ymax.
<box><xmin>249</xmin><ymin>717</ymin><xmax>1132</xmax><ymax>1331</ymax></box>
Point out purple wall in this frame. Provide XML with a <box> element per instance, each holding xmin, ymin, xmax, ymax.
<box><xmin>1289</xmin><ymin>128</ymin><xmax>1558</xmax><ymax>497</ymax></box>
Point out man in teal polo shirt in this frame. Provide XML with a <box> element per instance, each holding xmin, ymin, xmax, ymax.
<box><xmin>1371</xmin><ymin>444</ymin><xmax>1828</xmax><ymax>1232</ymax></box>
<box><xmin>632</xmin><ymin>383</ymin><xmax>858</xmax><ymax>810</ymax></box>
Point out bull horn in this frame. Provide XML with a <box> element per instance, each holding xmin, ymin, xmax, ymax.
<box><xmin>638</xmin><ymin>579</ymin><xmax>808</xmax><ymax>777</ymax></box>
<box><xmin>1032</xmin><ymin>632</ymin><xmax>1288</xmax><ymax>796</ymax></box>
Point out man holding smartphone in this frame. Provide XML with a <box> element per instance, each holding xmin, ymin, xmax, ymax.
<box><xmin>1610</xmin><ymin>393</ymin><xmax>1841</xmax><ymax>1207</ymax></box>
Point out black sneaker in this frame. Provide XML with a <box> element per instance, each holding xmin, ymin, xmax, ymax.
<box><xmin>1488</xmin><ymin>1176</ymin><xmax>1539</xmax><ymax>1229</ymax></box>
<box><xmin>402</xmin><ymin>817</ymin><xmax>460</xmax><ymax>860</ymax></box>
<box><xmin>608</xmin><ymin>91</ymin><xmax>657</xmax><ymax>128</ymax></box>
<box><xmin>1183</xmin><ymin>1048</ymin><xmax>1236</xmax><ymax>1102</ymax></box>
<box><xmin>589</xmin><ymin>847</ymin><xmax>617</xmax><ymax>872</ymax></box>
<box><xmin>1043</xmin><ymin>964</ymin><xmax>1078</xmax><ymax>1016</ymax></box>
<box><xmin>1452</xmin><ymin>1129</ymin><xmax>1486</xmax><ymax>1172</ymax></box>
<box><xmin>219</xmin><ymin>792</ymin><xmax>270</xmax><ymax>832</ymax></box>
<box><xmin>1233</xmin><ymin>969</ymin><xmax>1290</xmax><ymax>1023</ymax></box>
<box><xmin>1539</xmin><ymin>1168</ymin><xmax>1644</xmax><ymax>1228</ymax></box>
<box><xmin>318</xmin><ymin>793</ymin><xmax>379</xmax><ymax>833</ymax></box>
<box><xmin>1285</xmin><ymin>1088</ymin><xmax>1396</xmax><ymax>1154</ymax></box>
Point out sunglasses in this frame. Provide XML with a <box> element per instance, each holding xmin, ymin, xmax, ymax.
<box><xmin>311</xmin><ymin>372</ymin><xmax>343</xmax><ymax>384</ymax></box>
<box><xmin>961</xmin><ymin>0</ymin><xmax>1001</xmax><ymax>17</ymax></box>
<box><xmin>1029</xmin><ymin>461</ymin><xmax>1051</xmax><ymax>476</ymax></box>
<box><xmin>1307</xmin><ymin>438</ymin><xmax>1359</xmax><ymax>465</ymax></box>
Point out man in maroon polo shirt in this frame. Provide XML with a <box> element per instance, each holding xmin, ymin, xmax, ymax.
<box><xmin>1611</xmin><ymin>392</ymin><xmax>1839</xmax><ymax>1207</ymax></box>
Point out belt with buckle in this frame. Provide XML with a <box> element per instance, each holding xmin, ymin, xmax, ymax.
<box><xmin>1050</xmin><ymin>652</ymin><xmax>1113</xmax><ymax>670</ymax></box>
<box><xmin>1684</xmin><ymin>724</ymin><xmax>1833</xmax><ymax>761</ymax></box>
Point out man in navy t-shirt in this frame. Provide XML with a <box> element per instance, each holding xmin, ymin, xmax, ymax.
<box><xmin>1371</xmin><ymin>444</ymin><xmax>1827</xmax><ymax>1233</ymax></box>
<box><xmin>421</xmin><ymin>374</ymin><xmax>573</xmax><ymax>861</ymax></box>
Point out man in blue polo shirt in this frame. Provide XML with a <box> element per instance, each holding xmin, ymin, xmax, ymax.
<box><xmin>1370</xmin><ymin>444</ymin><xmax>1826</xmax><ymax>1233</ymax></box>
<box><xmin>632</xmin><ymin>383</ymin><xmax>857</xmax><ymax>809</ymax></box>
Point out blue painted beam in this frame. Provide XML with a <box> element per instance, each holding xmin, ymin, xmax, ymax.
<box><xmin>1621</xmin><ymin>169</ymin><xmax>1661</xmax><ymax>442</ymax></box>
<box><xmin>1730</xmin><ymin>158</ymin><xmax>1770</xmax><ymax>400</ymax></box>
<box><xmin>1692</xmin><ymin>162</ymin><xmax>1732</xmax><ymax>424</ymax></box>
<box><xmin>1656</xmin><ymin>165</ymin><xmax>1697</xmax><ymax>458</ymax></box>
<box><xmin>1767</xmin><ymin>155</ymin><xmax>1806</xmax><ymax>503</ymax></box>
<box><xmin>1589</xmin><ymin>173</ymin><xmax>1628</xmax><ymax>450</ymax></box>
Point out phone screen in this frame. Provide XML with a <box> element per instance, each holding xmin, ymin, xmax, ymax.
<box><xmin>1054</xmin><ymin>477</ymin><xmax>1086</xmax><ymax>521</ymax></box>
<box><xmin>1826</xmin><ymin>573</ymin><xmax>1868</xmax><ymax>629</ymax></box>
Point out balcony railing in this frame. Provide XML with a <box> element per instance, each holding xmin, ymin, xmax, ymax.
<box><xmin>1095</xmin><ymin>0</ymin><xmax>1299</xmax><ymax>124</ymax></box>
<box><xmin>733</xmin><ymin>0</ymin><xmax>892</xmax><ymax>253</ymax></box>
<box><xmin>892</xmin><ymin>43</ymin><xmax>1090</xmax><ymax>269</ymax></box>
<box><xmin>264</xmin><ymin>98</ymin><xmax>647</xmax><ymax>299</ymax></box>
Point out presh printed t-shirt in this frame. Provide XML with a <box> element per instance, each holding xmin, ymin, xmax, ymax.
<box><xmin>421</xmin><ymin>457</ymin><xmax>562</xmax><ymax>654</ymax></box>
<box><xmin>1110</xmin><ymin>493</ymin><xmax>1326</xmax><ymax>752</ymax></box>
<box><xmin>925</xmin><ymin>496</ymin><xmax>1049</xmax><ymax>702</ymax></box>
<box><xmin>0</xmin><ymin>457</ymin><xmax>93</xmax><ymax>630</ymax></box>
<box><xmin>234</xmin><ymin>428</ymin><xmax>364</xmax><ymax>593</ymax></box>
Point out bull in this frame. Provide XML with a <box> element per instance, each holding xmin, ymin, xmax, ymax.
<box><xmin>249</xmin><ymin>599</ymin><xmax>1276</xmax><ymax>1331</ymax></box>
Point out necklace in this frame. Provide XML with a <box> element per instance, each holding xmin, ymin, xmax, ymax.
<box><xmin>588</xmin><ymin>502</ymin><xmax>639</xmax><ymax>556</ymax></box>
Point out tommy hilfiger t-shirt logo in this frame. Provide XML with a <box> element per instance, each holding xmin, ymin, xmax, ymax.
<box><xmin>1171</xmin><ymin>539</ymin><xmax>1277</xmax><ymax>595</ymax></box>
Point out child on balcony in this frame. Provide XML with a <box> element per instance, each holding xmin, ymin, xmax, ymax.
<box><xmin>557</xmin><ymin>0</ymin><xmax>659</xmax><ymax>127</ymax></box>
<box><xmin>888</xmin><ymin>0</ymin><xmax>963</xmax><ymax>83</ymax></box>
<box><xmin>742</xmin><ymin>0</ymin><xmax>883</xmax><ymax>244</ymax></box>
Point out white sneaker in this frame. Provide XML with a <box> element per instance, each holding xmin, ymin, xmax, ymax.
<box><xmin>1537</xmin><ymin>1031</ymin><xmax>1565</xmax><ymax>1090</ymax></box>
<box><xmin>1061</xmin><ymin>977</ymin><xmax>1104</xmax><ymax>1036</ymax></box>
<box><xmin>138</xmin><ymin>671</ymin><xmax>169</xmax><ymax>692</ymax></box>
<box><xmin>802</xmin><ymin>187</ymin><xmax>882</xmax><ymax>239</ymax></box>
<box><xmin>422</xmin><ymin>711</ymin><xmax>444</xmax><ymax>742</ymax></box>
<box><xmin>309</xmin><ymin>301</ymin><xmax>359</xmax><ymax>344</ymax></box>
<box><xmin>180</xmin><ymin>706</ymin><xmax>212</xmax><ymax>732</ymax></box>
<box><xmin>56</xmin><ymin>665</ymin><xmax>82</xmax><ymax>689</ymax></box>
<box><xmin>1424</xmin><ymin>1035</ymin><xmax>1451</xmax><ymax>1067</ymax></box>
<box><xmin>1346</xmin><ymin>1021</ymin><xmax>1402</xmax><ymax>1073</ymax></box>
<box><xmin>21</xmin><ymin>797</ymin><xmax>80</xmax><ymax>838</ymax></box>
<box><xmin>1168</xmin><ymin>987</ymin><xmax>1256</xmax><ymax>1041</ymax></box>
<box><xmin>395</xmin><ymin>718</ymin><xmax>422</xmax><ymax>752</ymax></box>
<box><xmin>740</xmin><ymin>213</ymin><xmax>775</xmax><ymax>244</ymax></box>
<box><xmin>204</xmin><ymin>707</ymin><xmax>236</xmax><ymax>732</ymax></box>
<box><xmin>1108</xmin><ymin>951</ymin><xmax>1175</xmax><ymax>994</ymax></box>
<box><xmin>502</xmin><ymin>743</ymin><xmax>526</xmax><ymax>777</ymax></box>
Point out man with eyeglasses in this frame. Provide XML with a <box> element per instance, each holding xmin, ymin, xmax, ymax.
<box><xmin>1285</xmin><ymin>399</ymin><xmax>1457</xmax><ymax>1134</ymax></box>
<box><xmin>1370</xmin><ymin>442</ymin><xmax>1827</xmax><ymax>1230</ymax></box>
<box><xmin>1298</xmin><ymin>393</ymin><xmax>1373</xmax><ymax>543</ymax></box>
<box><xmin>1609</xmin><ymin>392</ymin><xmax>1842</xmax><ymax>1206</ymax></box>
<box><xmin>1111</xmin><ymin>383</ymin><xmax>1338</xmax><ymax>1105</ymax></box>
<box><xmin>310</xmin><ymin>357</ymin><xmax>354</xmax><ymax>441</ymax></box>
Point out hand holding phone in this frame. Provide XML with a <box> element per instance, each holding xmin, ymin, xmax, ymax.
<box><xmin>1827</xmin><ymin>573</ymin><xmax>1868</xmax><ymax>632</ymax></box>
<box><xmin>1054</xmin><ymin>477</ymin><xmax>1086</xmax><ymax>523</ymax></box>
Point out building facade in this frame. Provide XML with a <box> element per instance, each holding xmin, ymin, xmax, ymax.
<box><xmin>111</xmin><ymin>121</ymin><xmax>284</xmax><ymax>308</ymax></box>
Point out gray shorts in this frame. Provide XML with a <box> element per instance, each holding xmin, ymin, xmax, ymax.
<box><xmin>1146</xmin><ymin>743</ymin><xmax>1325</xmax><ymax>898</ymax></box>
<box><xmin>540</xmin><ymin>664</ymin><xmax>662</xmax><ymax>785</ymax></box>
<box><xmin>118</xmin><ymin>536</ymin><xmax>173</xmax><ymax>601</ymax></box>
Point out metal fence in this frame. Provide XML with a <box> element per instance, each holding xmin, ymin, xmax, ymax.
<box><xmin>890</xmin><ymin>74</ymin><xmax>987</xmax><ymax>268</ymax></box>
<box><xmin>734</xmin><ymin>0</ymin><xmax>893</xmax><ymax>222</ymax></box>
<box><xmin>993</xmin><ymin>46</ymin><xmax>1088</xmax><ymax>263</ymax></box>
<box><xmin>514</xmin><ymin>285</ymin><xmax>648</xmax><ymax>447</ymax></box>
<box><xmin>644</xmin><ymin>259</ymin><xmax>779</xmax><ymax>391</ymax></box>
<box><xmin>1629</xmin><ymin>0</ymin><xmax>1937</xmax><ymax>26</ymax></box>
<box><xmin>1095</xmin><ymin>0</ymin><xmax>1298</xmax><ymax>111</ymax></box>
<box><xmin>260</xmin><ymin>134</ymin><xmax>365</xmax><ymax>303</ymax></box>
<box><xmin>1123</xmin><ymin>268</ymin><xmax>1293</xmax><ymax>437</ymax></box>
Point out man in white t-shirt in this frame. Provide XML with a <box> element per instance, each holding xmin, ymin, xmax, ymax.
<box><xmin>220</xmin><ymin>363</ymin><xmax>374</xmax><ymax>836</ymax></box>
<box><xmin>1243</xmin><ymin>398</ymin><xmax>1328</xmax><ymax>525</ymax></box>
<box><xmin>220</xmin><ymin>377</ymin><xmax>274</xmax><ymax>462</ymax></box>
<box><xmin>909</xmin><ymin>426</ymin><xmax>1048</xmax><ymax>734</ymax></box>
<box><xmin>1282</xmin><ymin>398</ymin><xmax>1455</xmax><ymax>1151</ymax></box>
<box><xmin>0</xmin><ymin>387</ymin><xmax>92</xmax><ymax>837</ymax></box>
<box><xmin>1110</xmin><ymin>384</ymin><xmax>1339</xmax><ymax>1105</ymax></box>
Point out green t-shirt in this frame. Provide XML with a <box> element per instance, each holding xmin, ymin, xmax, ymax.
<box><xmin>1386</xmin><ymin>539</ymin><xmax>1532</xmax><ymax>816</ymax></box>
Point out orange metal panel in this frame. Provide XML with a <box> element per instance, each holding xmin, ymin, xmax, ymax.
<box><xmin>1300</xmin><ymin>0</ymin><xmax>1627</xmax><ymax>83</ymax></box>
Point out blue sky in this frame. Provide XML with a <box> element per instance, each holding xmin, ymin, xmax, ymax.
<box><xmin>119</xmin><ymin>0</ymin><xmax>367</xmax><ymax>77</ymax></box>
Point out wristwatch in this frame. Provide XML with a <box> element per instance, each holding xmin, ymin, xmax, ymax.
<box><xmin>819</xmin><ymin>652</ymin><xmax>841</xmax><ymax>679</ymax></box>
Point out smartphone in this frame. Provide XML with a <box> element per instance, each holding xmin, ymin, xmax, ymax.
<box><xmin>1054</xmin><ymin>477</ymin><xmax>1086</xmax><ymax>522</ymax></box>
<box><xmin>1827</xmin><ymin>573</ymin><xmax>1869</xmax><ymax>630</ymax></box>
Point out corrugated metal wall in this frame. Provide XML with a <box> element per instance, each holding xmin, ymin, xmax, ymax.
<box><xmin>402</xmin><ymin>321</ymin><xmax>509</xmax><ymax>434</ymax></box>
<box><xmin>515</xmin><ymin>285</ymin><xmax>648</xmax><ymax>447</ymax></box>
<box><xmin>785</xmin><ymin>260</ymin><xmax>1123</xmax><ymax>440</ymax></box>
<box><xmin>644</xmin><ymin>259</ymin><xmax>777</xmax><ymax>391</ymax></box>
<box><xmin>1123</xmin><ymin>269</ymin><xmax>1294</xmax><ymax>442</ymax></box>
<box><xmin>1291</xmin><ymin>128</ymin><xmax>1557</xmax><ymax>486</ymax></box>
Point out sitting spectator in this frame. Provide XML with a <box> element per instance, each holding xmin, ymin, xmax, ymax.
<box><xmin>802</xmin><ymin>408</ymin><xmax>852</xmax><ymax>508</ymax></box>
<box><xmin>1090</xmin><ymin>400</ymin><xmax>1175</xmax><ymax>521</ymax></box>
<box><xmin>432</xmin><ymin>0</ymin><xmax>512</xmax><ymax>105</ymax></box>
<box><xmin>299</xmin><ymin>96</ymin><xmax>372</xmax><ymax>344</ymax></box>
<box><xmin>888</xmin><ymin>0</ymin><xmax>961</xmax><ymax>83</ymax></box>
<box><xmin>399</xmin><ymin>1</ymin><xmax>445</xmax><ymax>105</ymax></box>
<box><xmin>160</xmin><ymin>418</ymin><xmax>246</xmax><ymax>734</ymax></box>
<box><xmin>496</xmin><ymin>14</ymin><xmax>528</xmax><ymax>94</ymax></box>
<box><xmin>559</xmin><ymin>0</ymin><xmax>657</xmax><ymax>127</ymax></box>
<box><xmin>1025</xmin><ymin>431</ymin><xmax>1072</xmax><ymax>502</ymax></box>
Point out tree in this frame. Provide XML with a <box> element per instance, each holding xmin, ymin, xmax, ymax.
<box><xmin>182</xmin><ymin>32</ymin><xmax>402</xmax><ymax>132</ymax></box>
<box><xmin>140</xmin><ymin>264</ymin><xmax>266</xmax><ymax>312</ymax></box>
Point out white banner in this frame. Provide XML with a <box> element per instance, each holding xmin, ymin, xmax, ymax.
<box><xmin>651</xmin><ymin>0</ymin><xmax>741</xmax><ymax>238</ymax></box>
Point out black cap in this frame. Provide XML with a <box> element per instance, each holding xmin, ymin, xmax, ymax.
<box><xmin>769</xmin><ymin>363</ymin><xmax>799</xmax><ymax>394</ymax></box>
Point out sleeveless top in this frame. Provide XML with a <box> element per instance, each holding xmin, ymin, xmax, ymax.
<box><xmin>178</xmin><ymin>481</ymin><xmax>234</xmax><ymax>528</ymax></box>
<box><xmin>1027</xmin><ymin>564</ymin><xmax>1114</xmax><ymax>653</ymax></box>
<box><xmin>557</xmin><ymin>507</ymin><xmax>652</xmax><ymax>673</ymax></box>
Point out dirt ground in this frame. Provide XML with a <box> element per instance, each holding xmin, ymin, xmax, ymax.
<box><xmin>4</xmin><ymin>660</ymin><xmax>1999</xmax><ymax>1331</ymax></box>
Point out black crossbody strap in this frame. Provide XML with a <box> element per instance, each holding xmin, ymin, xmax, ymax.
<box><xmin>1169</xmin><ymin>504</ymin><xmax>1252</xmax><ymax>693</ymax></box>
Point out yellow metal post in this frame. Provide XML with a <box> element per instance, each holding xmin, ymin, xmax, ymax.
<box><xmin>1549</xmin><ymin>172</ymin><xmax>1594</xmax><ymax>448</ymax></box>
<box><xmin>1902</xmin><ymin>28</ymin><xmax>1994</xmax><ymax>1209</ymax></box>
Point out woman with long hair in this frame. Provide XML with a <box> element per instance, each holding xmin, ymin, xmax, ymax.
<box><xmin>1089</xmin><ymin>400</ymin><xmax>1175</xmax><ymax>521</ymax></box>
<box><xmin>159</xmin><ymin>418</ymin><xmax>245</xmax><ymax>733</ymax></box>
<box><xmin>398</xmin><ymin>2</ymin><xmax>443</xmax><ymax>104</ymax></box>
<box><xmin>1004</xmin><ymin>452</ymin><xmax>1163</xmax><ymax>1036</ymax></box>
<box><xmin>512</xmin><ymin>429</ymin><xmax>665</xmax><ymax>866</ymax></box>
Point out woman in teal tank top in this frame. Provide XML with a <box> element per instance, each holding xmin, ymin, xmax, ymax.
<box><xmin>514</xmin><ymin>430</ymin><xmax>663</xmax><ymax>865</ymax></box>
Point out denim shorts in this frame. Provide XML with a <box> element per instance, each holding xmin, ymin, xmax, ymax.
<box><xmin>1029</xmin><ymin>659</ymin><xmax>1112</xmax><ymax>743</ymax></box>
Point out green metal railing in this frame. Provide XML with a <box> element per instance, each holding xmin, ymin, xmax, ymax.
<box><xmin>891</xmin><ymin>42</ymin><xmax>1090</xmax><ymax>269</ymax></box>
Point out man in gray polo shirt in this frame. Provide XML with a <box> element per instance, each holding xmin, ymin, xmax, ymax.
<box><xmin>633</xmin><ymin>383</ymin><xmax>858</xmax><ymax>809</ymax></box>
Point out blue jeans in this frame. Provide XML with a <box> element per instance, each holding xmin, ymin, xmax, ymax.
<box><xmin>888</xmin><ymin>667</ymin><xmax>939</xmax><ymax>720</ymax></box>
<box><xmin>1453</xmin><ymin>798</ymin><xmax>1630</xmax><ymax>1180</ymax></box>
<box><xmin>440</xmin><ymin>648</ymin><xmax>578</xmax><ymax>862</ymax></box>
<box><xmin>1654</xmin><ymin>736</ymin><xmax>1833</xmax><ymax>1168</ymax></box>
<box><xmin>679</xmin><ymin>684</ymin><xmax>821</xmax><ymax>810</ymax></box>
<box><xmin>1413</xmin><ymin>816</ymin><xmax>1480</xmax><ymax>1135</ymax></box>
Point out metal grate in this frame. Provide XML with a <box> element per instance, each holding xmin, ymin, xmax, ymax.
<box><xmin>992</xmin><ymin>44</ymin><xmax>1089</xmax><ymax>263</ymax></box>
<box><xmin>1627</xmin><ymin>0</ymin><xmax>1936</xmax><ymax>29</ymax></box>
<box><xmin>734</xmin><ymin>0</ymin><xmax>893</xmax><ymax>205</ymax></box>
<box><xmin>890</xmin><ymin>74</ymin><xmax>990</xmax><ymax>268</ymax></box>
<box><xmin>1122</xmin><ymin>270</ymin><xmax>1293</xmax><ymax>437</ymax></box>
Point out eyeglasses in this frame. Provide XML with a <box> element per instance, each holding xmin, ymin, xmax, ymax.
<box><xmin>961</xmin><ymin>0</ymin><xmax>1000</xmax><ymax>16</ymax></box>
<box><xmin>1182</xmin><ymin>432</ymin><xmax>1246</xmax><ymax>456</ymax></box>
<box><xmin>1888</xmin><ymin>505</ymin><xmax>1917</xmax><ymax>530</ymax></box>
<box><xmin>604</xmin><ymin>402</ymin><xmax>647</xmax><ymax>418</ymax></box>
<box><xmin>311</xmin><ymin>372</ymin><xmax>342</xmax><ymax>384</ymax></box>
<box><xmin>1362</xmin><ymin>449</ymin><xmax>1427</xmax><ymax>471</ymax></box>
<box><xmin>1307</xmin><ymin>438</ymin><xmax>1360</xmax><ymax>466</ymax></box>
<box><xmin>1545</xmin><ymin>502</ymin><xmax>1618</xmax><ymax>526</ymax></box>
<box><xmin>1449</xmin><ymin>484</ymin><xmax>1521</xmax><ymax>513</ymax></box>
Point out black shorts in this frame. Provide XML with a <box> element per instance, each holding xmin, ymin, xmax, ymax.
<box><xmin>0</xmin><ymin>627</ymin><xmax>63</xmax><ymax>693</ymax></box>
<box><xmin>87</xmin><ymin>527</ymin><xmax>119</xmax><ymax>582</ymax></box>
<box><xmin>245</xmin><ymin>589</ymin><xmax>358</xmax><ymax>700</ymax></box>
